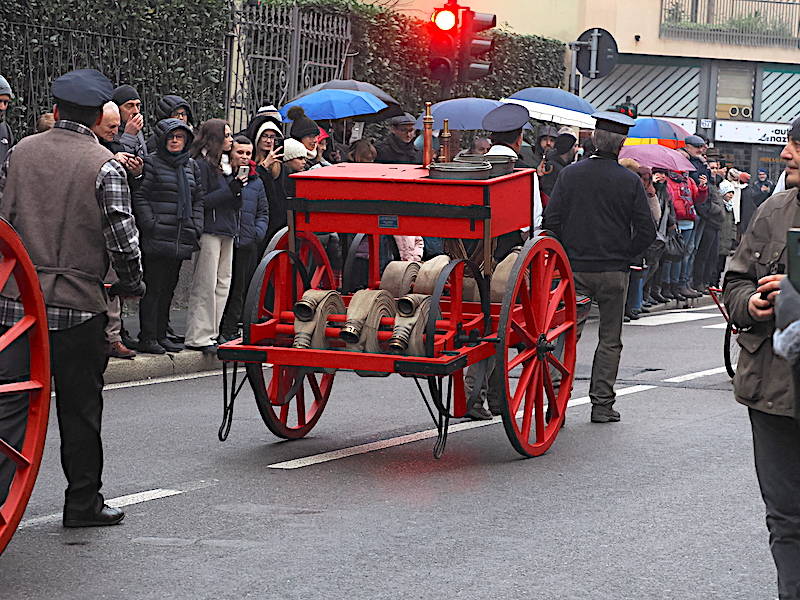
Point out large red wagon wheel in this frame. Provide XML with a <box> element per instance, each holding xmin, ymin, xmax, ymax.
<box><xmin>243</xmin><ymin>248</ymin><xmax>335</xmax><ymax>440</ymax></box>
<box><xmin>264</xmin><ymin>227</ymin><xmax>335</xmax><ymax>290</ymax></box>
<box><xmin>0</xmin><ymin>218</ymin><xmax>50</xmax><ymax>554</ymax></box>
<box><xmin>496</xmin><ymin>235</ymin><xmax>577</xmax><ymax>458</ymax></box>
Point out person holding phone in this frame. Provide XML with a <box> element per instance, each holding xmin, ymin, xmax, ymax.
<box><xmin>184</xmin><ymin>119</ymin><xmax>241</xmax><ymax>353</ymax></box>
<box><xmin>219</xmin><ymin>136</ymin><xmax>268</xmax><ymax>342</ymax></box>
<box><xmin>723</xmin><ymin>117</ymin><xmax>800</xmax><ymax>600</ymax></box>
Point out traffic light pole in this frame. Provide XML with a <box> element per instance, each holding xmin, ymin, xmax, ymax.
<box><xmin>567</xmin><ymin>41</ymin><xmax>584</xmax><ymax>96</ymax></box>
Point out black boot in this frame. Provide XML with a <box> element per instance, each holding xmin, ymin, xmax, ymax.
<box><xmin>670</xmin><ymin>283</ymin><xmax>687</xmax><ymax>301</ymax></box>
<box><xmin>659</xmin><ymin>285</ymin><xmax>675</xmax><ymax>301</ymax></box>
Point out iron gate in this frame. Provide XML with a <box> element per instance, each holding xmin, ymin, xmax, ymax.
<box><xmin>225</xmin><ymin>3</ymin><xmax>352</xmax><ymax>132</ymax></box>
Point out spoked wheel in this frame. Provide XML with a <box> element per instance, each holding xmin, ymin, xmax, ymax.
<box><xmin>264</xmin><ymin>227</ymin><xmax>335</xmax><ymax>290</ymax></box>
<box><xmin>496</xmin><ymin>235</ymin><xmax>577</xmax><ymax>458</ymax></box>
<box><xmin>242</xmin><ymin>249</ymin><xmax>334</xmax><ymax>439</ymax></box>
<box><xmin>0</xmin><ymin>218</ymin><xmax>50</xmax><ymax>554</ymax></box>
<box><xmin>724</xmin><ymin>321</ymin><xmax>739</xmax><ymax>379</ymax></box>
<box><xmin>424</xmin><ymin>258</ymin><xmax>490</xmax><ymax>418</ymax></box>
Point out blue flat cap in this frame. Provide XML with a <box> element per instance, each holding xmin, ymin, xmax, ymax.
<box><xmin>592</xmin><ymin>110</ymin><xmax>636</xmax><ymax>135</ymax></box>
<box><xmin>51</xmin><ymin>69</ymin><xmax>113</xmax><ymax>109</ymax></box>
<box><xmin>483</xmin><ymin>103</ymin><xmax>530</xmax><ymax>133</ymax></box>
<box><xmin>685</xmin><ymin>134</ymin><xmax>706</xmax><ymax>147</ymax></box>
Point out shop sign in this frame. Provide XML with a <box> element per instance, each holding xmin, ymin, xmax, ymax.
<box><xmin>715</xmin><ymin>120</ymin><xmax>789</xmax><ymax>145</ymax></box>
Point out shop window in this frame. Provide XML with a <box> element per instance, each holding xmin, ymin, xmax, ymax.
<box><xmin>717</xmin><ymin>67</ymin><xmax>754</xmax><ymax>121</ymax></box>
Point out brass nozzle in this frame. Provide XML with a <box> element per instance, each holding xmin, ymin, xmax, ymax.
<box><xmin>339</xmin><ymin>320</ymin><xmax>363</xmax><ymax>344</ymax></box>
<box><xmin>293</xmin><ymin>298</ymin><xmax>318</xmax><ymax>322</ymax></box>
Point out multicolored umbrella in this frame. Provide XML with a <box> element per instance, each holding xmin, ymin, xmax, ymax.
<box><xmin>624</xmin><ymin>118</ymin><xmax>691</xmax><ymax>149</ymax></box>
<box><xmin>619</xmin><ymin>144</ymin><xmax>696</xmax><ymax>172</ymax></box>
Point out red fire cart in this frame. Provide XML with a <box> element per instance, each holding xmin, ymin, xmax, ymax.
<box><xmin>0</xmin><ymin>219</ymin><xmax>51</xmax><ymax>554</ymax></box>
<box><xmin>217</xmin><ymin>163</ymin><xmax>578</xmax><ymax>459</ymax></box>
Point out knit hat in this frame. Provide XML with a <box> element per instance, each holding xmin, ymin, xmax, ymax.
<box><xmin>282</xmin><ymin>138</ymin><xmax>314</xmax><ymax>162</ymax></box>
<box><xmin>254</xmin><ymin>119</ymin><xmax>282</xmax><ymax>146</ymax></box>
<box><xmin>537</xmin><ymin>125</ymin><xmax>558</xmax><ymax>140</ymax></box>
<box><xmin>758</xmin><ymin>168</ymin><xmax>768</xmax><ymax>175</ymax></box>
<box><xmin>316</xmin><ymin>127</ymin><xmax>330</xmax><ymax>143</ymax></box>
<box><xmin>0</xmin><ymin>75</ymin><xmax>13</xmax><ymax>99</ymax></box>
<box><xmin>287</xmin><ymin>106</ymin><xmax>319</xmax><ymax>140</ymax></box>
<box><xmin>554</xmin><ymin>132</ymin><xmax>577</xmax><ymax>155</ymax></box>
<box><xmin>112</xmin><ymin>84</ymin><xmax>140</xmax><ymax>106</ymax></box>
<box><xmin>719</xmin><ymin>180</ymin><xmax>735</xmax><ymax>195</ymax></box>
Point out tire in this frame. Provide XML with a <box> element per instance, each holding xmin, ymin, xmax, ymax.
<box><xmin>724</xmin><ymin>321</ymin><xmax>738</xmax><ymax>379</ymax></box>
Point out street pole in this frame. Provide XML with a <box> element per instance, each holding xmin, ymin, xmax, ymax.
<box><xmin>568</xmin><ymin>42</ymin><xmax>581</xmax><ymax>96</ymax></box>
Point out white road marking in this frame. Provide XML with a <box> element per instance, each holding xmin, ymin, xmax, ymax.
<box><xmin>702</xmin><ymin>322</ymin><xmax>728</xmax><ymax>329</ymax></box>
<box><xmin>268</xmin><ymin>384</ymin><xmax>659</xmax><ymax>470</ymax></box>
<box><xmin>626</xmin><ymin>312</ymin><xmax>721</xmax><ymax>326</ymax></box>
<box><xmin>18</xmin><ymin>488</ymin><xmax>184</xmax><ymax>529</ymax></box>
<box><xmin>662</xmin><ymin>366</ymin><xmax>728</xmax><ymax>383</ymax></box>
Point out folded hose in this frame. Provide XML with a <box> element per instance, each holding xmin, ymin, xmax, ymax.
<box><xmin>293</xmin><ymin>289</ymin><xmax>345</xmax><ymax>350</ymax></box>
<box><xmin>413</xmin><ymin>255</ymin><xmax>451</xmax><ymax>295</ymax></box>
<box><xmin>341</xmin><ymin>289</ymin><xmax>396</xmax><ymax>376</ymax></box>
<box><xmin>490</xmin><ymin>247</ymin><xmax>522</xmax><ymax>303</ymax></box>
<box><xmin>380</xmin><ymin>260</ymin><xmax>421</xmax><ymax>298</ymax></box>
<box><xmin>389</xmin><ymin>294</ymin><xmax>432</xmax><ymax>357</ymax></box>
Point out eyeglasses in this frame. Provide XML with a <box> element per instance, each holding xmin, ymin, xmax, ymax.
<box><xmin>261</xmin><ymin>134</ymin><xmax>277</xmax><ymax>140</ymax></box>
<box><xmin>166</xmin><ymin>133</ymin><xmax>185</xmax><ymax>141</ymax></box>
<box><xmin>0</xmin><ymin>99</ymin><xmax>9</xmax><ymax>107</ymax></box>
<box><xmin>173</xmin><ymin>110</ymin><xmax>188</xmax><ymax>117</ymax></box>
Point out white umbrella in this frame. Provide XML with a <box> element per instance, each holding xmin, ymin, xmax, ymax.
<box><xmin>500</xmin><ymin>98</ymin><xmax>596</xmax><ymax>129</ymax></box>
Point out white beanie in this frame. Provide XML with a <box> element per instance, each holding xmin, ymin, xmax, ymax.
<box><xmin>0</xmin><ymin>75</ymin><xmax>13</xmax><ymax>99</ymax></box>
<box><xmin>282</xmin><ymin>138</ymin><xmax>314</xmax><ymax>162</ymax></box>
<box><xmin>255</xmin><ymin>120</ymin><xmax>283</xmax><ymax>145</ymax></box>
<box><xmin>719</xmin><ymin>180</ymin><xmax>735</xmax><ymax>195</ymax></box>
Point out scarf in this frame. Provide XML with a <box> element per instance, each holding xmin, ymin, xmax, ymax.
<box><xmin>158</xmin><ymin>147</ymin><xmax>193</xmax><ymax>224</ymax></box>
<box><xmin>723</xmin><ymin>198</ymin><xmax>734</xmax><ymax>212</ymax></box>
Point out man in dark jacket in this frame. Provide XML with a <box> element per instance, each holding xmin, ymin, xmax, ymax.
<box><xmin>752</xmin><ymin>168</ymin><xmax>775</xmax><ymax>206</ymax></box>
<box><xmin>531</xmin><ymin>124</ymin><xmax>558</xmax><ymax>169</ymax></box>
<box><xmin>112</xmin><ymin>84</ymin><xmax>147</xmax><ymax>158</ymax></box>
<box><xmin>375</xmin><ymin>113</ymin><xmax>420</xmax><ymax>164</ymax></box>
<box><xmin>132</xmin><ymin>119</ymin><xmax>204</xmax><ymax>354</ymax></box>
<box><xmin>680</xmin><ymin>135</ymin><xmax>711</xmax><ymax>185</ymax></box>
<box><xmin>543</xmin><ymin>111</ymin><xmax>656</xmax><ymax>423</ymax></box>
<box><xmin>723</xmin><ymin>118</ymin><xmax>800</xmax><ymax>600</ymax></box>
<box><xmin>145</xmin><ymin>94</ymin><xmax>193</xmax><ymax>154</ymax></box>
<box><xmin>539</xmin><ymin>131</ymin><xmax>577</xmax><ymax>197</ymax></box>
<box><xmin>0</xmin><ymin>75</ymin><xmax>14</xmax><ymax>167</ymax></box>
<box><xmin>219</xmin><ymin>136</ymin><xmax>269</xmax><ymax>341</ymax></box>
<box><xmin>692</xmin><ymin>175</ymin><xmax>726</xmax><ymax>290</ymax></box>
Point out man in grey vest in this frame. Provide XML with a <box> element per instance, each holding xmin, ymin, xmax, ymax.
<box><xmin>0</xmin><ymin>69</ymin><xmax>144</xmax><ymax>527</ymax></box>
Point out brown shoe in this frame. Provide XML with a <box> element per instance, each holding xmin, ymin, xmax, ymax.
<box><xmin>108</xmin><ymin>340</ymin><xmax>136</xmax><ymax>359</ymax></box>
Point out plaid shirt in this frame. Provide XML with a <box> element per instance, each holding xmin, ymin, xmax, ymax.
<box><xmin>0</xmin><ymin>120</ymin><xmax>142</xmax><ymax>330</ymax></box>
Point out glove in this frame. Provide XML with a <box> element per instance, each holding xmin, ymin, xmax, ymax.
<box><xmin>228</xmin><ymin>178</ymin><xmax>243</xmax><ymax>196</ymax></box>
<box><xmin>109</xmin><ymin>279</ymin><xmax>145</xmax><ymax>298</ymax></box>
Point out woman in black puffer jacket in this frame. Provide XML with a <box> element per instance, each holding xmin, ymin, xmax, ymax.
<box><xmin>133</xmin><ymin>118</ymin><xmax>204</xmax><ymax>354</ymax></box>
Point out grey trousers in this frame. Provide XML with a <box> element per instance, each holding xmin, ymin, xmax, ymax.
<box><xmin>573</xmin><ymin>271</ymin><xmax>629</xmax><ymax>407</ymax></box>
<box><xmin>105</xmin><ymin>296</ymin><xmax>122</xmax><ymax>344</ymax></box>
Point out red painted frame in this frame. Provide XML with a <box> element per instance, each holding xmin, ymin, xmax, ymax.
<box><xmin>0</xmin><ymin>218</ymin><xmax>51</xmax><ymax>554</ymax></box>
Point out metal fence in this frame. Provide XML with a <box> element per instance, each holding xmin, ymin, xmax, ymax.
<box><xmin>5</xmin><ymin>3</ymin><xmax>352</xmax><ymax>137</ymax></box>
<box><xmin>225</xmin><ymin>3</ymin><xmax>352</xmax><ymax>132</ymax></box>
<box><xmin>4</xmin><ymin>20</ymin><xmax>229</xmax><ymax>137</ymax></box>
<box><xmin>660</xmin><ymin>0</ymin><xmax>800</xmax><ymax>47</ymax></box>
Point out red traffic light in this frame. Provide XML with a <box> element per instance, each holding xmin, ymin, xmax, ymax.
<box><xmin>432</xmin><ymin>9</ymin><xmax>457</xmax><ymax>31</ymax></box>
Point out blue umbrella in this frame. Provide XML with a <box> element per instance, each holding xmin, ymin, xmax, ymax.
<box><xmin>414</xmin><ymin>97</ymin><xmax>504</xmax><ymax>130</ymax></box>
<box><xmin>280</xmin><ymin>89</ymin><xmax>388</xmax><ymax>122</ymax></box>
<box><xmin>503</xmin><ymin>87</ymin><xmax>596</xmax><ymax>128</ymax></box>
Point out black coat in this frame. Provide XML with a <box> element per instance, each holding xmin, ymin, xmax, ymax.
<box><xmin>543</xmin><ymin>155</ymin><xmax>656</xmax><ymax>272</ymax></box>
<box><xmin>195</xmin><ymin>157</ymin><xmax>242</xmax><ymax>237</ymax></box>
<box><xmin>257</xmin><ymin>163</ymin><xmax>288</xmax><ymax>243</ymax></box>
<box><xmin>231</xmin><ymin>168</ymin><xmax>269</xmax><ymax>248</ymax></box>
<box><xmin>539</xmin><ymin>151</ymin><xmax>570</xmax><ymax>197</ymax></box>
<box><xmin>133</xmin><ymin>152</ymin><xmax>204</xmax><ymax>260</ymax></box>
<box><xmin>375</xmin><ymin>134</ymin><xmax>420</xmax><ymax>164</ymax></box>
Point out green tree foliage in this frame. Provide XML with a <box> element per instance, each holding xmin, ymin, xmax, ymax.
<box><xmin>0</xmin><ymin>0</ymin><xmax>230</xmax><ymax>136</ymax></box>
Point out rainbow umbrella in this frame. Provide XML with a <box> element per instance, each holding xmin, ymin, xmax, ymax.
<box><xmin>624</xmin><ymin>118</ymin><xmax>691</xmax><ymax>149</ymax></box>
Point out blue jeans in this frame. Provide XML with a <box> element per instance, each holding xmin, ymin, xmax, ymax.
<box><xmin>661</xmin><ymin>259</ymin><xmax>681</xmax><ymax>285</ymax></box>
<box><xmin>679</xmin><ymin>226</ymin><xmax>696</xmax><ymax>285</ymax></box>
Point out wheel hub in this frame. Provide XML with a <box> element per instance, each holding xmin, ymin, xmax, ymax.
<box><xmin>535</xmin><ymin>333</ymin><xmax>556</xmax><ymax>360</ymax></box>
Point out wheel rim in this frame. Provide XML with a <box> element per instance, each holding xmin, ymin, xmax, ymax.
<box><xmin>0</xmin><ymin>218</ymin><xmax>51</xmax><ymax>554</ymax></box>
<box><xmin>243</xmin><ymin>249</ymin><xmax>334</xmax><ymax>439</ymax></box>
<box><xmin>264</xmin><ymin>228</ymin><xmax>334</xmax><ymax>291</ymax></box>
<box><xmin>497</xmin><ymin>236</ymin><xmax>577</xmax><ymax>458</ymax></box>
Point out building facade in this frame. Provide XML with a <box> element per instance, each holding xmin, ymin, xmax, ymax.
<box><xmin>400</xmin><ymin>0</ymin><xmax>800</xmax><ymax>177</ymax></box>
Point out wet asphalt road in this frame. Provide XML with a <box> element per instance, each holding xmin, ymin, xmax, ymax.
<box><xmin>0</xmin><ymin>303</ymin><xmax>778</xmax><ymax>599</ymax></box>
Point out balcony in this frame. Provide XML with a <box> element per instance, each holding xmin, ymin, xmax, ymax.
<box><xmin>660</xmin><ymin>0</ymin><xmax>800</xmax><ymax>47</ymax></box>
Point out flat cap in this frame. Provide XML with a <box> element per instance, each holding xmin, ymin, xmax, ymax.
<box><xmin>592</xmin><ymin>110</ymin><xmax>636</xmax><ymax>135</ymax></box>
<box><xmin>390</xmin><ymin>112</ymin><xmax>416</xmax><ymax>126</ymax></box>
<box><xmin>685</xmin><ymin>134</ymin><xmax>706</xmax><ymax>147</ymax></box>
<box><xmin>52</xmin><ymin>69</ymin><xmax>113</xmax><ymax>109</ymax></box>
<box><xmin>483</xmin><ymin>103</ymin><xmax>530</xmax><ymax>133</ymax></box>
